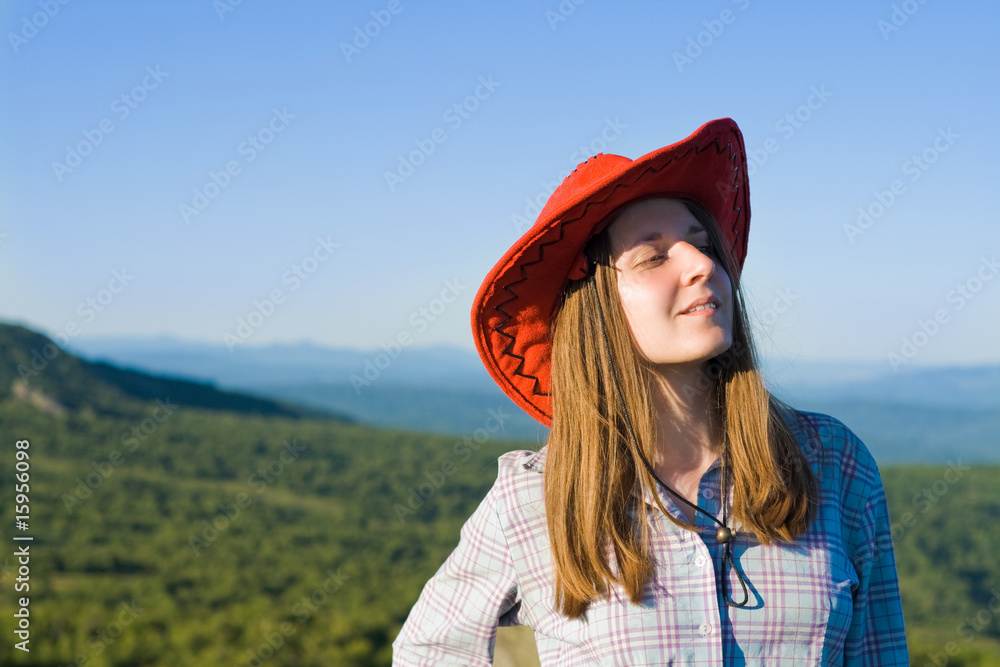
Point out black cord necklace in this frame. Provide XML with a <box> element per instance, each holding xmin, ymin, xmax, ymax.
<box><xmin>589</xmin><ymin>276</ymin><xmax>750</xmax><ymax>608</ymax></box>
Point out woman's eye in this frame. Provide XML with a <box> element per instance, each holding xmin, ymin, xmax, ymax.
<box><xmin>698</xmin><ymin>245</ymin><xmax>716</xmax><ymax>256</ymax></box>
<box><xmin>643</xmin><ymin>253</ymin><xmax>665</xmax><ymax>265</ymax></box>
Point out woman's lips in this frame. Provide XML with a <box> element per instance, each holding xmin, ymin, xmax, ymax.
<box><xmin>680</xmin><ymin>304</ymin><xmax>718</xmax><ymax>316</ymax></box>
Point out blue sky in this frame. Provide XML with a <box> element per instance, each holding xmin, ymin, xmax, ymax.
<box><xmin>2</xmin><ymin>0</ymin><xmax>998</xmax><ymax>370</ymax></box>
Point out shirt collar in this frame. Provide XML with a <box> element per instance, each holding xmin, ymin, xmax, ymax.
<box><xmin>636</xmin><ymin>455</ymin><xmax>722</xmax><ymax>510</ymax></box>
<box><xmin>520</xmin><ymin>446</ymin><xmax>728</xmax><ymax>513</ymax></box>
<box><xmin>520</xmin><ymin>446</ymin><xmax>547</xmax><ymax>472</ymax></box>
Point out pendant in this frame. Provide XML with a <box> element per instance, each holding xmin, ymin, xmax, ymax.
<box><xmin>716</xmin><ymin>526</ymin><xmax>732</xmax><ymax>543</ymax></box>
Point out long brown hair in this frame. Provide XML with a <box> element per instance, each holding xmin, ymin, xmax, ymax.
<box><xmin>546</xmin><ymin>198</ymin><xmax>817</xmax><ymax>619</ymax></box>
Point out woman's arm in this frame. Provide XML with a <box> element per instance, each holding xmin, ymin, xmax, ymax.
<box><xmin>392</xmin><ymin>475</ymin><xmax>522</xmax><ymax>666</ymax></box>
<box><xmin>843</xmin><ymin>462</ymin><xmax>910</xmax><ymax>665</ymax></box>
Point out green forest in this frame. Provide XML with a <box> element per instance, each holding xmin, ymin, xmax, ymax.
<box><xmin>1</xmin><ymin>324</ymin><xmax>998</xmax><ymax>666</ymax></box>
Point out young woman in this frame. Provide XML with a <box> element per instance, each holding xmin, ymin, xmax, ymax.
<box><xmin>392</xmin><ymin>118</ymin><xmax>909</xmax><ymax>665</ymax></box>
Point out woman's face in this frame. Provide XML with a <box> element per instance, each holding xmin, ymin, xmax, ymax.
<box><xmin>607</xmin><ymin>198</ymin><xmax>733</xmax><ymax>369</ymax></box>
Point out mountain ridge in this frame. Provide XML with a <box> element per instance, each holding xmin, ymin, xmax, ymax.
<box><xmin>0</xmin><ymin>323</ymin><xmax>348</xmax><ymax>422</ymax></box>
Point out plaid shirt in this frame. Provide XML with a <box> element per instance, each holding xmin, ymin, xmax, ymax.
<box><xmin>392</xmin><ymin>410</ymin><xmax>909</xmax><ymax>665</ymax></box>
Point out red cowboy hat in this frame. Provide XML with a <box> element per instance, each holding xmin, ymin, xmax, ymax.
<box><xmin>471</xmin><ymin>117</ymin><xmax>750</xmax><ymax>427</ymax></box>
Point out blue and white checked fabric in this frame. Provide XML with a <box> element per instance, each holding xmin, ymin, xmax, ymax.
<box><xmin>392</xmin><ymin>409</ymin><xmax>909</xmax><ymax>665</ymax></box>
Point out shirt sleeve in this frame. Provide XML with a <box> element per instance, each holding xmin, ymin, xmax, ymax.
<box><xmin>392</xmin><ymin>473</ymin><xmax>523</xmax><ymax>666</ymax></box>
<box><xmin>843</xmin><ymin>467</ymin><xmax>910</xmax><ymax>666</ymax></box>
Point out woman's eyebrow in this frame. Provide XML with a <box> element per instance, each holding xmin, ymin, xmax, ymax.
<box><xmin>631</xmin><ymin>225</ymin><xmax>707</xmax><ymax>246</ymax></box>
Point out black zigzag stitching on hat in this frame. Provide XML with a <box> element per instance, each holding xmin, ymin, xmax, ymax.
<box><xmin>492</xmin><ymin>134</ymin><xmax>744</xmax><ymax>403</ymax></box>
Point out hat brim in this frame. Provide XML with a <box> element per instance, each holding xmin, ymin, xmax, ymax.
<box><xmin>471</xmin><ymin>117</ymin><xmax>750</xmax><ymax>427</ymax></box>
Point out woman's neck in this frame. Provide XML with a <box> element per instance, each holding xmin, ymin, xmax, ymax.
<box><xmin>646</xmin><ymin>363</ymin><xmax>723</xmax><ymax>479</ymax></box>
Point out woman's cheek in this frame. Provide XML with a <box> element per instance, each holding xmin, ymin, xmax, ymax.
<box><xmin>617</xmin><ymin>280</ymin><xmax>640</xmax><ymax>302</ymax></box>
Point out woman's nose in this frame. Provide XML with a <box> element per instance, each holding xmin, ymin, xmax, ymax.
<box><xmin>678</xmin><ymin>242</ymin><xmax>716</xmax><ymax>283</ymax></box>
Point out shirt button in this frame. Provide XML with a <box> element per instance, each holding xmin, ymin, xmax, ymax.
<box><xmin>699</xmin><ymin>622</ymin><xmax>713</xmax><ymax>636</ymax></box>
<box><xmin>695</xmin><ymin>556</ymin><xmax>707</xmax><ymax>568</ymax></box>
<box><xmin>702</xmin><ymin>488</ymin><xmax>714</xmax><ymax>500</ymax></box>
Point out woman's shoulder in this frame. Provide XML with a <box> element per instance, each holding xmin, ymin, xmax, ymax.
<box><xmin>780</xmin><ymin>406</ymin><xmax>884</xmax><ymax>495</ymax></box>
<box><xmin>498</xmin><ymin>446</ymin><xmax>548</xmax><ymax>474</ymax></box>
<box><xmin>490</xmin><ymin>446</ymin><xmax>547</xmax><ymax>513</ymax></box>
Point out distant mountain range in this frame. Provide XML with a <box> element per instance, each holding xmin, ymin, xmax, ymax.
<box><xmin>3</xmin><ymin>323</ymin><xmax>996</xmax><ymax>463</ymax></box>
<box><xmin>0</xmin><ymin>323</ymin><xmax>343</xmax><ymax>422</ymax></box>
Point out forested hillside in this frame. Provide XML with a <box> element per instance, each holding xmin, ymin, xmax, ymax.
<box><xmin>0</xmin><ymin>395</ymin><xmax>518</xmax><ymax>665</ymax></box>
